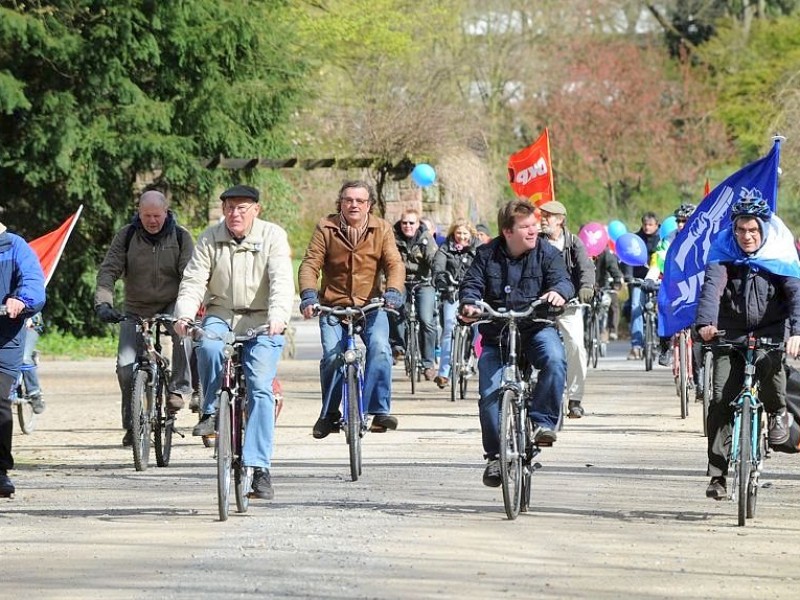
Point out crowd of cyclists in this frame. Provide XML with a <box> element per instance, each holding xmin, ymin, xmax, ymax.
<box><xmin>3</xmin><ymin>178</ymin><xmax>800</xmax><ymax>507</ymax></box>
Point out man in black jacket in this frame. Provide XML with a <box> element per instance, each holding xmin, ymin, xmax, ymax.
<box><xmin>622</xmin><ymin>212</ymin><xmax>660</xmax><ymax>359</ymax></box>
<box><xmin>460</xmin><ymin>200</ymin><xmax>573</xmax><ymax>487</ymax></box>
<box><xmin>696</xmin><ymin>193</ymin><xmax>800</xmax><ymax>500</ymax></box>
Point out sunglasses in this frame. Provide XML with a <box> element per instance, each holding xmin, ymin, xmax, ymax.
<box><xmin>401</xmin><ymin>221</ymin><xmax>418</xmax><ymax>225</ymax></box>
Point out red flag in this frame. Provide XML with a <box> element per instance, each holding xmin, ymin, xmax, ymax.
<box><xmin>28</xmin><ymin>206</ymin><xmax>83</xmax><ymax>286</ymax></box>
<box><xmin>704</xmin><ymin>177</ymin><xmax>710</xmax><ymax>198</ymax></box>
<box><xmin>507</xmin><ymin>128</ymin><xmax>555</xmax><ymax>205</ymax></box>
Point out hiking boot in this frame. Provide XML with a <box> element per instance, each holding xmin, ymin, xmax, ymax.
<box><xmin>434</xmin><ymin>375</ymin><xmax>449</xmax><ymax>389</ymax></box>
<box><xmin>122</xmin><ymin>429</ymin><xmax>133</xmax><ymax>447</ymax></box>
<box><xmin>768</xmin><ymin>410</ymin><xmax>792</xmax><ymax>447</ymax></box>
<box><xmin>167</xmin><ymin>393</ymin><xmax>185</xmax><ymax>411</ymax></box>
<box><xmin>189</xmin><ymin>391</ymin><xmax>201</xmax><ymax>413</ymax></box>
<box><xmin>482</xmin><ymin>459</ymin><xmax>502</xmax><ymax>487</ymax></box>
<box><xmin>657</xmin><ymin>349</ymin><xmax>672</xmax><ymax>367</ymax></box>
<box><xmin>705</xmin><ymin>476</ymin><xmax>726</xmax><ymax>500</ymax></box>
<box><xmin>567</xmin><ymin>400</ymin><xmax>584</xmax><ymax>419</ymax></box>
<box><xmin>423</xmin><ymin>367</ymin><xmax>436</xmax><ymax>381</ymax></box>
<box><xmin>192</xmin><ymin>414</ymin><xmax>216</xmax><ymax>437</ymax></box>
<box><xmin>0</xmin><ymin>470</ymin><xmax>15</xmax><ymax>498</ymax></box>
<box><xmin>369</xmin><ymin>414</ymin><xmax>398</xmax><ymax>433</ymax></box>
<box><xmin>533</xmin><ymin>426</ymin><xmax>557</xmax><ymax>446</ymax></box>
<box><xmin>312</xmin><ymin>413</ymin><xmax>341</xmax><ymax>439</ymax></box>
<box><xmin>627</xmin><ymin>347</ymin><xmax>642</xmax><ymax>360</ymax></box>
<box><xmin>250</xmin><ymin>468</ymin><xmax>274</xmax><ymax>500</ymax></box>
<box><xmin>29</xmin><ymin>393</ymin><xmax>45</xmax><ymax>415</ymax></box>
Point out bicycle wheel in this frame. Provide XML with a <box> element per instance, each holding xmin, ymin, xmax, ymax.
<box><xmin>346</xmin><ymin>364</ymin><xmax>362</xmax><ymax>481</ymax></box>
<box><xmin>217</xmin><ymin>390</ymin><xmax>232</xmax><ymax>522</ymax></box>
<box><xmin>499</xmin><ymin>390</ymin><xmax>522</xmax><ymax>520</ymax></box>
<box><xmin>407</xmin><ymin>322</ymin><xmax>418</xmax><ymax>395</ymax></box>
<box><xmin>234</xmin><ymin>395</ymin><xmax>251</xmax><ymax>513</ymax></box>
<box><xmin>644</xmin><ymin>315</ymin><xmax>654</xmax><ymax>371</ymax></box>
<box><xmin>702</xmin><ymin>350</ymin><xmax>713</xmax><ymax>437</ymax></box>
<box><xmin>591</xmin><ymin>314</ymin><xmax>600</xmax><ymax>369</ymax></box>
<box><xmin>16</xmin><ymin>391</ymin><xmax>36</xmax><ymax>434</ymax></box>
<box><xmin>737</xmin><ymin>398</ymin><xmax>752</xmax><ymax>526</ymax></box>
<box><xmin>679</xmin><ymin>332</ymin><xmax>689</xmax><ymax>419</ymax></box>
<box><xmin>131</xmin><ymin>369</ymin><xmax>151</xmax><ymax>472</ymax></box>
<box><xmin>450</xmin><ymin>326</ymin><xmax>462</xmax><ymax>403</ymax></box>
<box><xmin>154</xmin><ymin>374</ymin><xmax>173</xmax><ymax>467</ymax></box>
<box><xmin>520</xmin><ymin>419</ymin><xmax>533</xmax><ymax>513</ymax></box>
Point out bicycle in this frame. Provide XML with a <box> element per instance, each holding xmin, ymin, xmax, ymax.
<box><xmin>0</xmin><ymin>306</ymin><xmax>39</xmax><ymax>434</ymax></box>
<box><xmin>711</xmin><ymin>334</ymin><xmax>782</xmax><ymax>526</ymax></box>
<box><xmin>441</xmin><ymin>273</ymin><xmax>477</xmax><ymax>402</ymax></box>
<box><xmin>672</xmin><ymin>328</ymin><xmax>694</xmax><ymax>419</ymax></box>
<box><xmin>191</xmin><ymin>323</ymin><xmax>272</xmax><ymax>521</ymax></box>
<box><xmin>122</xmin><ymin>314</ymin><xmax>181</xmax><ymax>471</ymax></box>
<box><xmin>630</xmin><ymin>279</ymin><xmax>660</xmax><ymax>371</ymax></box>
<box><xmin>699</xmin><ymin>344</ymin><xmax>714</xmax><ymax>437</ymax></box>
<box><xmin>583</xmin><ymin>289</ymin><xmax>609</xmax><ymax>369</ymax></box>
<box><xmin>473</xmin><ymin>298</ymin><xmax>557</xmax><ymax>520</ymax></box>
<box><xmin>403</xmin><ymin>278</ymin><xmax>430</xmax><ymax>395</ymax></box>
<box><xmin>315</xmin><ymin>299</ymin><xmax>387</xmax><ymax>481</ymax></box>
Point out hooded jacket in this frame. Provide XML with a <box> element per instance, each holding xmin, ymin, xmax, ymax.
<box><xmin>393</xmin><ymin>221</ymin><xmax>437</xmax><ymax>283</ymax></box>
<box><xmin>432</xmin><ymin>236</ymin><xmax>478</xmax><ymax>302</ymax></box>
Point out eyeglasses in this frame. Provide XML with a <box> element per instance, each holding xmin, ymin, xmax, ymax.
<box><xmin>735</xmin><ymin>227</ymin><xmax>760</xmax><ymax>238</ymax></box>
<box><xmin>223</xmin><ymin>202</ymin><xmax>256</xmax><ymax>215</ymax></box>
<box><xmin>401</xmin><ymin>221</ymin><xmax>418</xmax><ymax>226</ymax></box>
<box><xmin>676</xmin><ymin>219</ymin><xmax>687</xmax><ymax>224</ymax></box>
<box><xmin>341</xmin><ymin>197</ymin><xmax>369</xmax><ymax>205</ymax></box>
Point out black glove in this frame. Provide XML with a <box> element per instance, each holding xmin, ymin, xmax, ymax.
<box><xmin>578</xmin><ymin>287</ymin><xmax>594</xmax><ymax>304</ymax></box>
<box><xmin>95</xmin><ymin>303</ymin><xmax>122</xmax><ymax>323</ymax></box>
<box><xmin>299</xmin><ymin>289</ymin><xmax>319</xmax><ymax>312</ymax></box>
<box><xmin>383</xmin><ymin>288</ymin><xmax>404</xmax><ymax>309</ymax></box>
<box><xmin>642</xmin><ymin>280</ymin><xmax>659</xmax><ymax>293</ymax></box>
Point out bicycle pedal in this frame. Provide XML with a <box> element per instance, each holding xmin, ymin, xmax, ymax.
<box><xmin>173</xmin><ymin>429</ymin><xmax>186</xmax><ymax>439</ymax></box>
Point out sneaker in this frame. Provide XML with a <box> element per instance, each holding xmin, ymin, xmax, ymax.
<box><xmin>534</xmin><ymin>426</ymin><xmax>557</xmax><ymax>446</ymax></box>
<box><xmin>567</xmin><ymin>400</ymin><xmax>584</xmax><ymax>419</ymax></box>
<box><xmin>122</xmin><ymin>429</ymin><xmax>133</xmax><ymax>447</ymax></box>
<box><xmin>369</xmin><ymin>414</ymin><xmax>398</xmax><ymax>433</ymax></box>
<box><xmin>189</xmin><ymin>391</ymin><xmax>201</xmax><ymax>413</ymax></box>
<box><xmin>392</xmin><ymin>348</ymin><xmax>405</xmax><ymax>365</ymax></box>
<box><xmin>312</xmin><ymin>413</ymin><xmax>341</xmax><ymax>439</ymax></box>
<box><xmin>29</xmin><ymin>393</ymin><xmax>45</xmax><ymax>414</ymax></box>
<box><xmin>423</xmin><ymin>367</ymin><xmax>436</xmax><ymax>381</ymax></box>
<box><xmin>657</xmin><ymin>349</ymin><xmax>672</xmax><ymax>367</ymax></box>
<box><xmin>250</xmin><ymin>468</ymin><xmax>274</xmax><ymax>500</ymax></box>
<box><xmin>434</xmin><ymin>375</ymin><xmax>449</xmax><ymax>389</ymax></box>
<box><xmin>167</xmin><ymin>393</ymin><xmax>185</xmax><ymax>411</ymax></box>
<box><xmin>192</xmin><ymin>414</ymin><xmax>216</xmax><ymax>437</ymax></box>
<box><xmin>482</xmin><ymin>459</ymin><xmax>502</xmax><ymax>487</ymax></box>
<box><xmin>768</xmin><ymin>410</ymin><xmax>792</xmax><ymax>447</ymax></box>
<box><xmin>627</xmin><ymin>347</ymin><xmax>642</xmax><ymax>360</ymax></box>
<box><xmin>705</xmin><ymin>476</ymin><xmax>726</xmax><ymax>500</ymax></box>
<box><xmin>609</xmin><ymin>331</ymin><xmax>618</xmax><ymax>341</ymax></box>
<box><xmin>0</xmin><ymin>470</ymin><xmax>15</xmax><ymax>498</ymax></box>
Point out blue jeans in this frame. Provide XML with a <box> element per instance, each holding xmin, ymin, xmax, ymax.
<box><xmin>477</xmin><ymin>326</ymin><xmax>566</xmax><ymax>457</ymax></box>
<box><xmin>319</xmin><ymin>309</ymin><xmax>393</xmax><ymax>417</ymax></box>
<box><xmin>629</xmin><ymin>286</ymin><xmax>644</xmax><ymax>348</ymax></box>
<box><xmin>437</xmin><ymin>300</ymin><xmax>458</xmax><ymax>378</ymax></box>
<box><xmin>197</xmin><ymin>316</ymin><xmax>284</xmax><ymax>469</ymax></box>
<box><xmin>389</xmin><ymin>285</ymin><xmax>437</xmax><ymax>368</ymax></box>
<box><xmin>21</xmin><ymin>327</ymin><xmax>41</xmax><ymax>396</ymax></box>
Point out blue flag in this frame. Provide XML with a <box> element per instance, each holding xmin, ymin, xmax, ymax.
<box><xmin>658</xmin><ymin>140</ymin><xmax>782</xmax><ymax>337</ymax></box>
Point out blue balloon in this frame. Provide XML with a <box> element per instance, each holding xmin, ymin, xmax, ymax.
<box><xmin>411</xmin><ymin>163</ymin><xmax>436</xmax><ymax>187</ymax></box>
<box><xmin>607</xmin><ymin>220</ymin><xmax>627</xmax><ymax>241</ymax></box>
<box><xmin>660</xmin><ymin>215</ymin><xmax>677</xmax><ymax>240</ymax></box>
<box><xmin>615</xmin><ymin>232</ymin><xmax>648</xmax><ymax>267</ymax></box>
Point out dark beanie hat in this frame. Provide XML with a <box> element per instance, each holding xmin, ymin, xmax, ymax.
<box><xmin>220</xmin><ymin>184</ymin><xmax>260</xmax><ymax>202</ymax></box>
<box><xmin>475</xmin><ymin>224</ymin><xmax>490</xmax><ymax>236</ymax></box>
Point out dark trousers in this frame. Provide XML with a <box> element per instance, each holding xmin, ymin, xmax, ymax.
<box><xmin>0</xmin><ymin>371</ymin><xmax>16</xmax><ymax>471</ymax></box>
<box><xmin>707</xmin><ymin>348</ymin><xmax>786</xmax><ymax>477</ymax></box>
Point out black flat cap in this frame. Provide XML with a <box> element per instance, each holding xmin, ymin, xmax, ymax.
<box><xmin>220</xmin><ymin>184</ymin><xmax>260</xmax><ymax>202</ymax></box>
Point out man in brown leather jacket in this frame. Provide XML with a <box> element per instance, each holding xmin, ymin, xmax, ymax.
<box><xmin>298</xmin><ymin>180</ymin><xmax>405</xmax><ymax>438</ymax></box>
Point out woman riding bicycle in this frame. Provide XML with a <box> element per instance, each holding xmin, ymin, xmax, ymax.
<box><xmin>695</xmin><ymin>190</ymin><xmax>800</xmax><ymax>500</ymax></box>
<box><xmin>432</xmin><ymin>218</ymin><xmax>478</xmax><ymax>389</ymax></box>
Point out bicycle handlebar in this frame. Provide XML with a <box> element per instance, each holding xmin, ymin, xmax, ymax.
<box><xmin>314</xmin><ymin>299</ymin><xmax>386</xmax><ymax>320</ymax></box>
<box><xmin>188</xmin><ymin>322</ymin><xmax>272</xmax><ymax>344</ymax></box>
<box><xmin>471</xmin><ymin>299</ymin><xmax>557</xmax><ymax>325</ymax></box>
<box><xmin>120</xmin><ymin>313</ymin><xmax>177</xmax><ymax>326</ymax></box>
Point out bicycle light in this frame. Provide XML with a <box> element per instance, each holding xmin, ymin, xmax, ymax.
<box><xmin>223</xmin><ymin>345</ymin><xmax>234</xmax><ymax>359</ymax></box>
<box><xmin>344</xmin><ymin>349</ymin><xmax>358</xmax><ymax>364</ymax></box>
<box><xmin>503</xmin><ymin>365</ymin><xmax>516</xmax><ymax>382</ymax></box>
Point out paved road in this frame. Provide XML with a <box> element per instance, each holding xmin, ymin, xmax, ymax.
<box><xmin>4</xmin><ymin>322</ymin><xmax>800</xmax><ymax>599</ymax></box>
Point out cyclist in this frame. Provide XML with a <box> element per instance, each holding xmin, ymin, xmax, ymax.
<box><xmin>622</xmin><ymin>212</ymin><xmax>661</xmax><ymax>360</ymax></box>
<box><xmin>174</xmin><ymin>184</ymin><xmax>294</xmax><ymax>500</ymax></box>
<box><xmin>388</xmin><ymin>209</ymin><xmax>438</xmax><ymax>380</ymax></box>
<box><xmin>95</xmin><ymin>190</ymin><xmax>195</xmax><ymax>447</ymax></box>
<box><xmin>474</xmin><ymin>224</ymin><xmax>492</xmax><ymax>246</ymax></box>
<box><xmin>695</xmin><ymin>190</ymin><xmax>800</xmax><ymax>500</ymax></box>
<box><xmin>298</xmin><ymin>180</ymin><xmax>405</xmax><ymax>438</ymax></box>
<box><xmin>593</xmin><ymin>247</ymin><xmax>624</xmax><ymax>341</ymax></box>
<box><xmin>460</xmin><ymin>199</ymin><xmax>573</xmax><ymax>487</ymax></box>
<box><xmin>432</xmin><ymin>218</ymin><xmax>478</xmax><ymax>389</ymax></box>
<box><xmin>648</xmin><ymin>203</ymin><xmax>697</xmax><ymax>367</ymax></box>
<box><xmin>539</xmin><ymin>201</ymin><xmax>595</xmax><ymax>418</ymax></box>
<box><xmin>0</xmin><ymin>221</ymin><xmax>46</xmax><ymax>498</ymax></box>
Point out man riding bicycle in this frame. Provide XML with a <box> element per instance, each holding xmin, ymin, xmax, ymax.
<box><xmin>459</xmin><ymin>199</ymin><xmax>573</xmax><ymax>487</ymax></box>
<box><xmin>696</xmin><ymin>190</ymin><xmax>800</xmax><ymax>500</ymax></box>
<box><xmin>174</xmin><ymin>184</ymin><xmax>294</xmax><ymax>500</ymax></box>
<box><xmin>298</xmin><ymin>180</ymin><xmax>406</xmax><ymax>439</ymax></box>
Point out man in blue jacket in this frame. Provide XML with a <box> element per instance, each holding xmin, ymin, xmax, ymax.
<box><xmin>459</xmin><ymin>199</ymin><xmax>573</xmax><ymax>487</ymax></box>
<box><xmin>0</xmin><ymin>222</ymin><xmax>46</xmax><ymax>497</ymax></box>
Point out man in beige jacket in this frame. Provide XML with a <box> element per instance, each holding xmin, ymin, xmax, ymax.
<box><xmin>174</xmin><ymin>184</ymin><xmax>294</xmax><ymax>500</ymax></box>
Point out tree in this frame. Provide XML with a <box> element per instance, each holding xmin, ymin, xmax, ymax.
<box><xmin>0</xmin><ymin>0</ymin><xmax>308</xmax><ymax>334</ymax></box>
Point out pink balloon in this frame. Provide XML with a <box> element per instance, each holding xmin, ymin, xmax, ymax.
<box><xmin>578</xmin><ymin>222</ymin><xmax>610</xmax><ymax>258</ymax></box>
